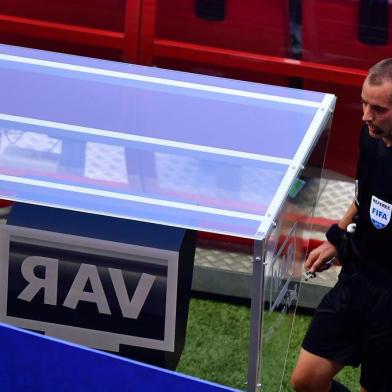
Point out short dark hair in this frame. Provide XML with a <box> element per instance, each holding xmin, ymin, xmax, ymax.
<box><xmin>368</xmin><ymin>58</ymin><xmax>392</xmax><ymax>85</ymax></box>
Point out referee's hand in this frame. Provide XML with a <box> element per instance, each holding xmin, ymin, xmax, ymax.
<box><xmin>305</xmin><ymin>241</ymin><xmax>338</xmax><ymax>274</ymax></box>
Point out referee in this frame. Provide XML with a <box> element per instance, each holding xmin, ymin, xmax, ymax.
<box><xmin>291</xmin><ymin>59</ymin><xmax>392</xmax><ymax>392</ymax></box>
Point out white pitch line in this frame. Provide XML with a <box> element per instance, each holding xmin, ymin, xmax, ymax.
<box><xmin>0</xmin><ymin>113</ymin><xmax>293</xmax><ymax>165</ymax></box>
<box><xmin>0</xmin><ymin>52</ymin><xmax>320</xmax><ymax>108</ymax></box>
<box><xmin>0</xmin><ymin>174</ymin><xmax>264</xmax><ymax>221</ymax></box>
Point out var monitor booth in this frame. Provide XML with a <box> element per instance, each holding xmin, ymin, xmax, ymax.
<box><xmin>1</xmin><ymin>203</ymin><xmax>196</xmax><ymax>370</ymax></box>
<box><xmin>0</xmin><ymin>44</ymin><xmax>335</xmax><ymax>391</ymax></box>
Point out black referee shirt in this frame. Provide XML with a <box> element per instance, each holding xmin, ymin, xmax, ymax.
<box><xmin>354</xmin><ymin>124</ymin><xmax>392</xmax><ymax>271</ymax></box>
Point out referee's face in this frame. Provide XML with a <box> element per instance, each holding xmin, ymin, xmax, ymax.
<box><xmin>361</xmin><ymin>78</ymin><xmax>392</xmax><ymax>147</ymax></box>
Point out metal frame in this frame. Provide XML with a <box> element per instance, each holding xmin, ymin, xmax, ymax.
<box><xmin>246</xmin><ymin>111</ymin><xmax>334</xmax><ymax>391</ymax></box>
<box><xmin>0</xmin><ymin>42</ymin><xmax>335</xmax><ymax>391</ymax></box>
<box><xmin>247</xmin><ymin>239</ymin><xmax>267</xmax><ymax>392</ymax></box>
<box><xmin>256</xmin><ymin>94</ymin><xmax>336</xmax><ymax>238</ymax></box>
<box><xmin>0</xmin><ymin>44</ymin><xmax>334</xmax><ymax>241</ymax></box>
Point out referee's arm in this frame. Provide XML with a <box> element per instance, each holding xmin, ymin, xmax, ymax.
<box><xmin>305</xmin><ymin>201</ymin><xmax>358</xmax><ymax>273</ymax></box>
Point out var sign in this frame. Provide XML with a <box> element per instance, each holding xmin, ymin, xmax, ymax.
<box><xmin>0</xmin><ymin>225</ymin><xmax>179</xmax><ymax>352</ymax></box>
<box><xmin>17</xmin><ymin>256</ymin><xmax>156</xmax><ymax>320</ymax></box>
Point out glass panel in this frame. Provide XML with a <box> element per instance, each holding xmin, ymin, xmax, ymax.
<box><xmin>0</xmin><ymin>48</ymin><xmax>320</xmax><ymax>159</ymax></box>
<box><xmin>260</xmin><ymin>122</ymin><xmax>330</xmax><ymax>391</ymax></box>
<box><xmin>0</xmin><ymin>44</ymin><xmax>334</xmax><ymax>239</ymax></box>
<box><xmin>0</xmin><ymin>124</ymin><xmax>288</xmax><ymax>238</ymax></box>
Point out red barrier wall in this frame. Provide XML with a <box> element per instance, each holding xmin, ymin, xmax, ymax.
<box><xmin>302</xmin><ymin>0</ymin><xmax>392</xmax><ymax>177</ymax></box>
<box><xmin>149</xmin><ymin>0</ymin><xmax>291</xmax><ymax>85</ymax></box>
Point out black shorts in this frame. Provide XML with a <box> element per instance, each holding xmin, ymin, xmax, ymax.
<box><xmin>302</xmin><ymin>268</ymin><xmax>392</xmax><ymax>392</ymax></box>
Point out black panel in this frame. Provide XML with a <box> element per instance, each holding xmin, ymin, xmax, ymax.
<box><xmin>359</xmin><ymin>0</ymin><xmax>388</xmax><ymax>45</ymax></box>
<box><xmin>195</xmin><ymin>0</ymin><xmax>226</xmax><ymax>21</ymax></box>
